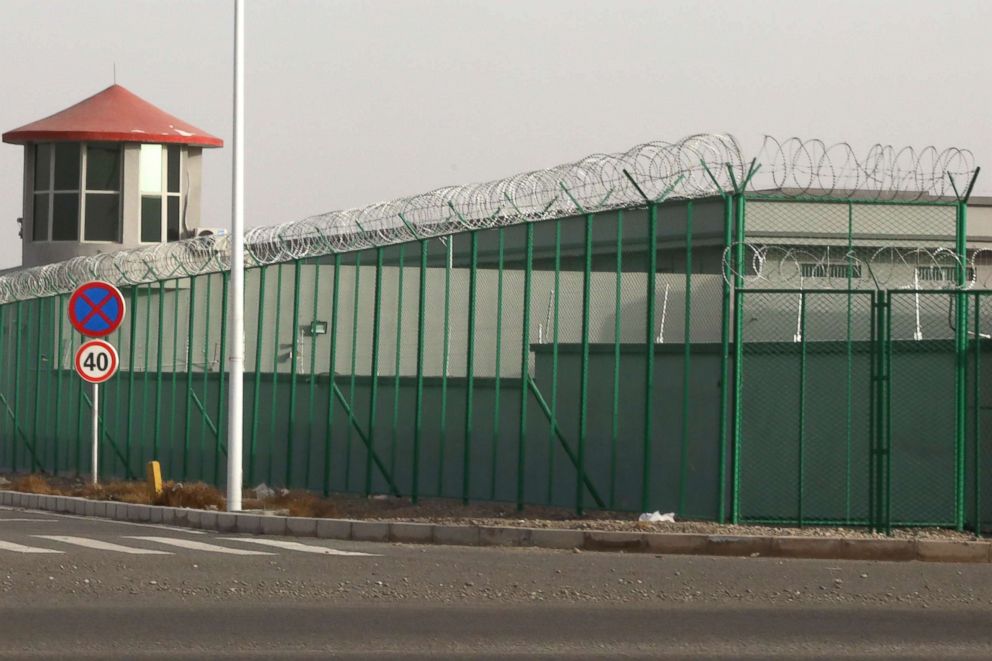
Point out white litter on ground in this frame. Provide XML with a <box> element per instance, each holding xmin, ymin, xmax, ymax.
<box><xmin>638</xmin><ymin>511</ymin><xmax>676</xmax><ymax>523</ymax></box>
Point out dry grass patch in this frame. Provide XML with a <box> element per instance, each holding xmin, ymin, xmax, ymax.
<box><xmin>264</xmin><ymin>490</ymin><xmax>340</xmax><ymax>518</ymax></box>
<box><xmin>4</xmin><ymin>474</ymin><xmax>226</xmax><ymax>510</ymax></box>
<box><xmin>10</xmin><ymin>474</ymin><xmax>55</xmax><ymax>495</ymax></box>
<box><xmin>75</xmin><ymin>480</ymin><xmax>152</xmax><ymax>503</ymax></box>
<box><xmin>155</xmin><ymin>481</ymin><xmax>225</xmax><ymax>510</ymax></box>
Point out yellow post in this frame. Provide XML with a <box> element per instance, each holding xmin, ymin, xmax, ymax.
<box><xmin>146</xmin><ymin>461</ymin><xmax>163</xmax><ymax>501</ymax></box>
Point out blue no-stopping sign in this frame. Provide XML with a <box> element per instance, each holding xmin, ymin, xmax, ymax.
<box><xmin>68</xmin><ymin>281</ymin><xmax>126</xmax><ymax>338</ymax></box>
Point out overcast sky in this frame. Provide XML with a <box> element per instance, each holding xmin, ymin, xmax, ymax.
<box><xmin>0</xmin><ymin>0</ymin><xmax>989</xmax><ymax>269</ymax></box>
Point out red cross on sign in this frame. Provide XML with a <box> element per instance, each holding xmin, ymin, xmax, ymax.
<box><xmin>68</xmin><ymin>281</ymin><xmax>126</xmax><ymax>338</ymax></box>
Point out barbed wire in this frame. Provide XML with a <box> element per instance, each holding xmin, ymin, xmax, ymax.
<box><xmin>751</xmin><ymin>136</ymin><xmax>976</xmax><ymax>199</ymax></box>
<box><xmin>0</xmin><ymin>133</ymin><xmax>978</xmax><ymax>303</ymax></box>
<box><xmin>721</xmin><ymin>243</ymin><xmax>992</xmax><ymax>290</ymax></box>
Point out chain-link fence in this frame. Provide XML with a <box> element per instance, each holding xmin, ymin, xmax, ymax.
<box><xmin>0</xmin><ymin>143</ymin><xmax>984</xmax><ymax>530</ymax></box>
<box><xmin>735</xmin><ymin>290</ymin><xmax>875</xmax><ymax>525</ymax></box>
<box><xmin>0</xmin><ymin>197</ymin><xmax>739</xmax><ymax>519</ymax></box>
<box><xmin>732</xmin><ymin>193</ymin><xmax>985</xmax><ymax>531</ymax></box>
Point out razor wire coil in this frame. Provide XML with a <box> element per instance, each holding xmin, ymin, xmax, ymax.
<box><xmin>723</xmin><ymin>243</ymin><xmax>987</xmax><ymax>291</ymax></box>
<box><xmin>0</xmin><ymin>133</ymin><xmax>976</xmax><ymax>303</ymax></box>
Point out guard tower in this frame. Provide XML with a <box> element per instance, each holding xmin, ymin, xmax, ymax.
<box><xmin>2</xmin><ymin>85</ymin><xmax>223</xmax><ymax>268</ymax></box>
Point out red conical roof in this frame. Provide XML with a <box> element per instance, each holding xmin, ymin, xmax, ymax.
<box><xmin>2</xmin><ymin>85</ymin><xmax>223</xmax><ymax>148</ymax></box>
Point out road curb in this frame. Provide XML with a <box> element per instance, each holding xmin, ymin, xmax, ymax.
<box><xmin>2</xmin><ymin>489</ymin><xmax>988</xmax><ymax>564</ymax></box>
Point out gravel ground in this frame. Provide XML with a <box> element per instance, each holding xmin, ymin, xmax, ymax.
<box><xmin>1</xmin><ymin>472</ymin><xmax>979</xmax><ymax>541</ymax></box>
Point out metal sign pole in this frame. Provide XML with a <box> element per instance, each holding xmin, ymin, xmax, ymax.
<box><xmin>226</xmin><ymin>0</ymin><xmax>246</xmax><ymax>512</ymax></box>
<box><xmin>91</xmin><ymin>382</ymin><xmax>99</xmax><ymax>485</ymax></box>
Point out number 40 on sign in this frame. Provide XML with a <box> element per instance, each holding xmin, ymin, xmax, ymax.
<box><xmin>74</xmin><ymin>339</ymin><xmax>119</xmax><ymax>384</ymax></box>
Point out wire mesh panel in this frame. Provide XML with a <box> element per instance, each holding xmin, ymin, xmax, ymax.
<box><xmin>736</xmin><ymin>290</ymin><xmax>875</xmax><ymax>525</ymax></box>
<box><xmin>968</xmin><ymin>292</ymin><xmax>992</xmax><ymax>535</ymax></box>
<box><xmin>887</xmin><ymin>291</ymin><xmax>958</xmax><ymax>526</ymax></box>
<box><xmin>0</xmin><ymin>186</ymin><xmax>980</xmax><ymax>530</ymax></box>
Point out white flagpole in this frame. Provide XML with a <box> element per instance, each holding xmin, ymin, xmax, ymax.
<box><xmin>226</xmin><ymin>0</ymin><xmax>245</xmax><ymax>512</ymax></box>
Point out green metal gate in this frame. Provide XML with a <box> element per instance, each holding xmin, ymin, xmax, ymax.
<box><xmin>735</xmin><ymin>288</ymin><xmax>992</xmax><ymax>532</ymax></box>
<box><xmin>734</xmin><ymin>289</ymin><xmax>876</xmax><ymax>526</ymax></box>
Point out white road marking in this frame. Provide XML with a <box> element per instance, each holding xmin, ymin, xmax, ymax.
<box><xmin>0</xmin><ymin>539</ymin><xmax>63</xmax><ymax>554</ymax></box>
<box><xmin>33</xmin><ymin>535</ymin><xmax>173</xmax><ymax>555</ymax></box>
<box><xmin>109</xmin><ymin>522</ymin><xmax>207</xmax><ymax>535</ymax></box>
<box><xmin>0</xmin><ymin>518</ymin><xmax>59</xmax><ymax>523</ymax></box>
<box><xmin>124</xmin><ymin>536</ymin><xmax>275</xmax><ymax>555</ymax></box>
<box><xmin>0</xmin><ymin>506</ymin><xmax>206</xmax><ymax>533</ymax></box>
<box><xmin>220</xmin><ymin>538</ymin><xmax>377</xmax><ymax>556</ymax></box>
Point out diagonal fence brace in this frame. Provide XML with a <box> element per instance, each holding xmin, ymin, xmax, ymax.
<box><xmin>331</xmin><ymin>382</ymin><xmax>400</xmax><ymax>497</ymax></box>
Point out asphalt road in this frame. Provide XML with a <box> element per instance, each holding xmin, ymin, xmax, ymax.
<box><xmin>2</xmin><ymin>505</ymin><xmax>992</xmax><ymax>658</ymax></box>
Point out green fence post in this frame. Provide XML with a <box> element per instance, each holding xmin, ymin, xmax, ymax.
<box><xmin>0</xmin><ymin>305</ymin><xmax>8</xmax><ymax>468</ymax></box>
<box><xmin>728</xmin><ymin>162</ymin><xmax>758</xmax><ymax>524</ymax></box>
<box><xmin>199</xmin><ymin>275</ymin><xmax>213</xmax><ymax>481</ymax></box>
<box><xmin>678</xmin><ymin>201</ymin><xmax>693</xmax><ymax>516</ymax></box>
<box><xmin>717</xmin><ymin>194</ymin><xmax>732</xmax><ymax>523</ymax></box>
<box><xmin>412</xmin><ymin>241</ymin><xmax>427</xmax><ymax>503</ymax></box>
<box><xmin>463</xmin><ymin>232</ymin><xmax>478</xmax><ymax>504</ymax></box>
<box><xmin>517</xmin><ymin>224</ymin><xmax>534</xmax><ymax>511</ymax></box>
<box><xmin>324</xmin><ymin>256</ymin><xmax>341</xmax><ymax>496</ymax></box>
<box><xmin>547</xmin><ymin>221</ymin><xmax>561</xmax><ymax>503</ymax></box>
<box><xmin>249</xmin><ymin>266</ymin><xmax>267</xmax><ymax>486</ymax></box>
<box><xmin>869</xmin><ymin>290</ymin><xmax>880</xmax><ymax>532</ymax></box>
<box><xmin>871</xmin><ymin>291</ymin><xmax>892</xmax><ymax>534</ymax></box>
<box><xmin>182</xmin><ymin>277</ymin><xmax>197</xmax><ymax>481</ymax></box>
<box><xmin>731</xmin><ymin>192</ymin><xmax>747</xmax><ymax>523</ymax></box>
<box><xmin>345</xmin><ymin>254</ymin><xmax>361</xmax><ymax>490</ymax></box>
<box><xmin>974</xmin><ymin>293</ymin><xmax>982</xmax><ymax>536</ymax></box>
<box><xmin>214</xmin><ymin>271</ymin><xmax>230</xmax><ymax>486</ymax></box>
<box><xmin>0</xmin><ymin>305</ymin><xmax>5</xmax><ymax>467</ymax></box>
<box><xmin>140</xmin><ymin>285</ymin><xmax>152</xmax><ymax>471</ymax></box>
<box><xmin>125</xmin><ymin>287</ymin><xmax>138</xmax><ymax>477</ymax></box>
<box><xmin>642</xmin><ymin>201</ymin><xmax>658</xmax><ymax>512</ymax></box>
<box><xmin>109</xmin><ymin>310</ymin><xmax>122</xmax><ymax>476</ymax></box>
<box><xmin>154</xmin><ymin>282</ymin><xmax>165</xmax><ymax>462</ymax></box>
<box><xmin>884</xmin><ymin>293</ymin><xmax>893</xmax><ymax>535</ymax></box>
<box><xmin>268</xmin><ymin>264</ymin><xmax>284</xmax><ymax>485</ymax></box>
<box><xmin>438</xmin><ymin>238</ymin><xmax>452</xmax><ymax>496</ymax></box>
<box><xmin>305</xmin><ymin>264</ymin><xmax>321</xmax><ymax>489</ymax></box>
<box><xmin>44</xmin><ymin>299</ymin><xmax>56</xmax><ymax>470</ymax></box>
<box><xmin>13</xmin><ymin>301</ymin><xmax>22</xmax><ymax>472</ymax></box>
<box><xmin>558</xmin><ymin>183</ymin><xmax>595</xmax><ymax>515</ymax></box>
<box><xmin>490</xmin><ymin>229</ymin><xmax>505</xmax><ymax>500</ymax></box>
<box><xmin>845</xmin><ymin>202</ymin><xmax>854</xmax><ymax>523</ymax></box>
<box><xmin>388</xmin><ymin>249</ymin><xmax>403</xmax><ymax>480</ymax></box>
<box><xmin>169</xmin><ymin>279</ymin><xmax>180</xmax><ymax>470</ymax></box>
<box><xmin>75</xmin><ymin>329</ymin><xmax>84</xmax><ymax>475</ymax></box>
<box><xmin>366</xmin><ymin>248</ymin><xmax>384</xmax><ymax>496</ymax></box>
<box><xmin>286</xmin><ymin>260</ymin><xmax>302</xmax><ymax>487</ymax></box>
<box><xmin>576</xmin><ymin>211</ymin><xmax>594</xmax><ymax>515</ymax></box>
<box><xmin>31</xmin><ymin>299</ymin><xmax>45</xmax><ymax>471</ymax></box>
<box><xmin>955</xmin><ymin>197</ymin><xmax>969</xmax><ymax>531</ymax></box>
<box><xmin>0</xmin><ymin>305</ymin><xmax>7</xmax><ymax>468</ymax></box>
<box><xmin>610</xmin><ymin>210</ymin><xmax>624</xmax><ymax>508</ymax></box>
<box><xmin>53</xmin><ymin>296</ymin><xmax>64</xmax><ymax>474</ymax></box>
<box><xmin>798</xmin><ymin>292</ymin><xmax>808</xmax><ymax>527</ymax></box>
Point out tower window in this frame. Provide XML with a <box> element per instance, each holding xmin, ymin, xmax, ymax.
<box><xmin>83</xmin><ymin>144</ymin><xmax>121</xmax><ymax>241</ymax></box>
<box><xmin>31</xmin><ymin>142</ymin><xmax>121</xmax><ymax>243</ymax></box>
<box><xmin>140</xmin><ymin>144</ymin><xmax>184</xmax><ymax>243</ymax></box>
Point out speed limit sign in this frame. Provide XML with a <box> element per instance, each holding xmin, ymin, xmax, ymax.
<box><xmin>74</xmin><ymin>339</ymin><xmax>119</xmax><ymax>384</ymax></box>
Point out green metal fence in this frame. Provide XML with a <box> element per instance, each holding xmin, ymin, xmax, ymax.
<box><xmin>1</xmin><ymin>182</ymin><xmax>989</xmax><ymax>531</ymax></box>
